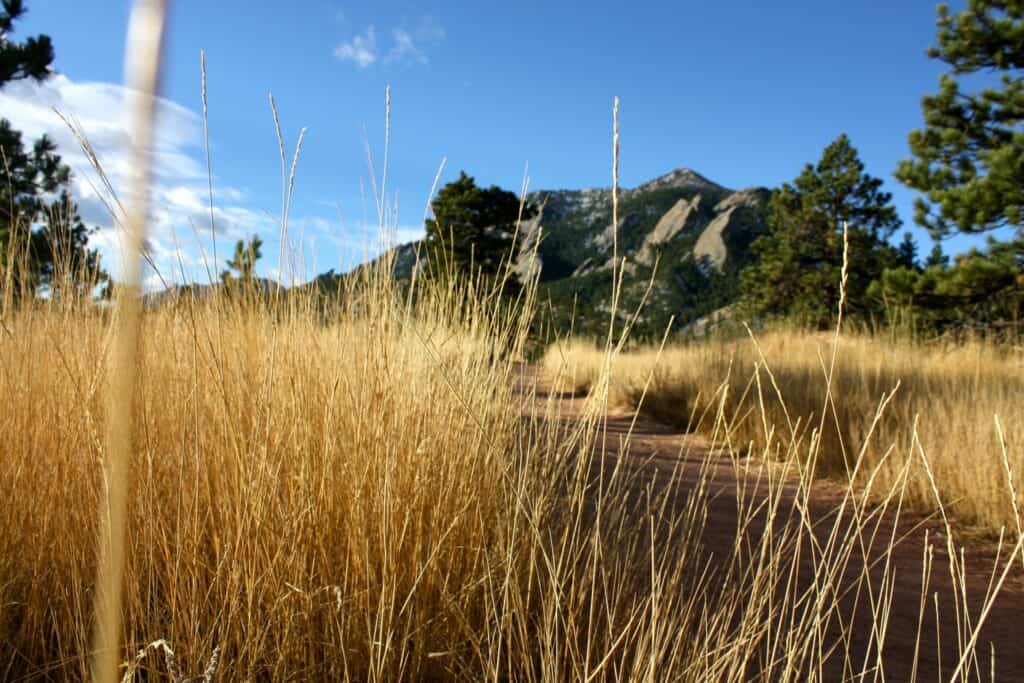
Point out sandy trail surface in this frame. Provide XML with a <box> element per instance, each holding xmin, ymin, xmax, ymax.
<box><xmin>523</xmin><ymin>364</ymin><xmax>1024</xmax><ymax>681</ymax></box>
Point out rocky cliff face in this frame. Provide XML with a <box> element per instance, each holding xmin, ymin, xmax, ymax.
<box><xmin>319</xmin><ymin>167</ymin><xmax>770</xmax><ymax>339</ymax></box>
<box><xmin>518</xmin><ymin>169</ymin><xmax>769</xmax><ymax>337</ymax></box>
<box><xmin>520</xmin><ymin>168</ymin><xmax>766</xmax><ymax>277</ymax></box>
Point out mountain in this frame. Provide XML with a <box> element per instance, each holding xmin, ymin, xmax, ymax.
<box><xmin>314</xmin><ymin>168</ymin><xmax>771</xmax><ymax>339</ymax></box>
<box><xmin>518</xmin><ymin>168</ymin><xmax>770</xmax><ymax>338</ymax></box>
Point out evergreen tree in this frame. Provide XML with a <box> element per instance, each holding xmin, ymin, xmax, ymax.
<box><xmin>895</xmin><ymin>1</ymin><xmax>1024</xmax><ymax>239</ymax></box>
<box><xmin>0</xmin><ymin>1</ymin><xmax>52</xmax><ymax>84</ymax></box>
<box><xmin>424</xmin><ymin>171</ymin><xmax>536</xmax><ymax>283</ymax></box>
<box><xmin>925</xmin><ymin>242</ymin><xmax>950</xmax><ymax>269</ymax></box>
<box><xmin>0</xmin><ymin>0</ymin><xmax>102</xmax><ymax>295</ymax></box>
<box><xmin>220</xmin><ymin>235</ymin><xmax>263</xmax><ymax>286</ymax></box>
<box><xmin>739</xmin><ymin>135</ymin><xmax>901</xmax><ymax>327</ymax></box>
<box><xmin>870</xmin><ymin>238</ymin><xmax>1022</xmax><ymax>335</ymax></box>
<box><xmin>896</xmin><ymin>231</ymin><xmax>920</xmax><ymax>270</ymax></box>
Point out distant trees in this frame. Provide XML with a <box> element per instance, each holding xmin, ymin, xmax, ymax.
<box><xmin>896</xmin><ymin>232</ymin><xmax>920</xmax><ymax>270</ymax></box>
<box><xmin>424</xmin><ymin>171</ymin><xmax>536</xmax><ymax>288</ymax></box>
<box><xmin>220</xmin><ymin>235</ymin><xmax>263</xmax><ymax>287</ymax></box>
<box><xmin>869</xmin><ymin>239</ymin><xmax>1022</xmax><ymax>334</ymax></box>
<box><xmin>733</xmin><ymin>1</ymin><xmax>1024</xmax><ymax>339</ymax></box>
<box><xmin>0</xmin><ymin>1</ymin><xmax>52</xmax><ymax>83</ymax></box>
<box><xmin>0</xmin><ymin>0</ymin><xmax>103</xmax><ymax>296</ymax></box>
<box><xmin>925</xmin><ymin>242</ymin><xmax>949</xmax><ymax>269</ymax></box>
<box><xmin>738</xmin><ymin>135</ymin><xmax>901</xmax><ymax>327</ymax></box>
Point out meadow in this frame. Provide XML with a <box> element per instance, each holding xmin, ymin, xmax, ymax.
<box><xmin>542</xmin><ymin>330</ymin><xmax>1024</xmax><ymax>535</ymax></box>
<box><xmin>0</xmin><ymin>258</ymin><xmax>1020</xmax><ymax>680</ymax></box>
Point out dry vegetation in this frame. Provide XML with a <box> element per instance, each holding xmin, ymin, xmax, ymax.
<box><xmin>2</xmin><ymin>271</ymin><xmax>1021</xmax><ymax>680</ymax></box>
<box><xmin>543</xmin><ymin>331</ymin><xmax>1024</xmax><ymax>534</ymax></box>
<box><xmin>0</xmin><ymin>228</ymin><xmax>1020</xmax><ymax>679</ymax></box>
<box><xmin>0</xmin><ymin>271</ymin><xmax>567</xmax><ymax>679</ymax></box>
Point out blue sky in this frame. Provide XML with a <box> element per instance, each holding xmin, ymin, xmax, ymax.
<box><xmin>2</xmin><ymin>0</ymin><xmax>1005</xmax><ymax>287</ymax></box>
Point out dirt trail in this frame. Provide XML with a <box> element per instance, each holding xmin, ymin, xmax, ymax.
<box><xmin>525</xmin><ymin>365</ymin><xmax>1024</xmax><ymax>681</ymax></box>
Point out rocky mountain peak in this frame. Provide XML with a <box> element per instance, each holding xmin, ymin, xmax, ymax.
<box><xmin>631</xmin><ymin>167</ymin><xmax>731</xmax><ymax>196</ymax></box>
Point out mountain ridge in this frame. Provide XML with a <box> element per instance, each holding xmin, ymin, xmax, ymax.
<box><xmin>315</xmin><ymin>166</ymin><xmax>771</xmax><ymax>338</ymax></box>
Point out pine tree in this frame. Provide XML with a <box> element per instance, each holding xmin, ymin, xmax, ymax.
<box><xmin>925</xmin><ymin>242</ymin><xmax>950</xmax><ymax>269</ymax></box>
<box><xmin>871</xmin><ymin>239</ymin><xmax>1022</xmax><ymax>335</ymax></box>
<box><xmin>739</xmin><ymin>135</ymin><xmax>901</xmax><ymax>327</ymax></box>
<box><xmin>0</xmin><ymin>0</ymin><xmax>102</xmax><ymax>296</ymax></box>
<box><xmin>895</xmin><ymin>1</ymin><xmax>1024</xmax><ymax>239</ymax></box>
<box><xmin>220</xmin><ymin>236</ymin><xmax>263</xmax><ymax>286</ymax></box>
<box><xmin>0</xmin><ymin>1</ymin><xmax>52</xmax><ymax>84</ymax></box>
<box><xmin>424</xmin><ymin>171</ymin><xmax>536</xmax><ymax>284</ymax></box>
<box><xmin>896</xmin><ymin>231</ymin><xmax>920</xmax><ymax>270</ymax></box>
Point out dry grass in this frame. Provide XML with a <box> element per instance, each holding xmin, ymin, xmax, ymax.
<box><xmin>547</xmin><ymin>331</ymin><xmax>1024</xmax><ymax>534</ymax></box>
<box><xmin>0</xmin><ymin>277</ymin><xmax>1014</xmax><ymax>680</ymax></box>
<box><xmin>540</xmin><ymin>338</ymin><xmax>607</xmax><ymax>395</ymax></box>
<box><xmin>0</xmin><ymin>250</ymin><xmax>1018</xmax><ymax>678</ymax></box>
<box><xmin>0</xmin><ymin>269</ymin><xmax>558</xmax><ymax>679</ymax></box>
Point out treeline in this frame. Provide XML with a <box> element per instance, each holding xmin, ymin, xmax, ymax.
<box><xmin>737</xmin><ymin>1</ymin><xmax>1024</xmax><ymax>338</ymax></box>
<box><xmin>420</xmin><ymin>2</ymin><xmax>1022</xmax><ymax>341</ymax></box>
<box><xmin>0</xmin><ymin>1</ymin><xmax>271</xmax><ymax>302</ymax></box>
<box><xmin>3</xmin><ymin>0</ymin><xmax>1021</xmax><ymax>340</ymax></box>
<box><xmin>736</xmin><ymin>134</ymin><xmax>1022</xmax><ymax>339</ymax></box>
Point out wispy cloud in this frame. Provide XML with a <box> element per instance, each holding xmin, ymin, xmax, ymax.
<box><xmin>333</xmin><ymin>26</ymin><xmax>378</xmax><ymax>68</ymax></box>
<box><xmin>388</xmin><ymin>29</ymin><xmax>424</xmax><ymax>65</ymax></box>
<box><xmin>0</xmin><ymin>73</ymin><xmax>283</xmax><ymax>289</ymax></box>
<box><xmin>391</xmin><ymin>224</ymin><xmax>425</xmax><ymax>244</ymax></box>
<box><xmin>334</xmin><ymin>16</ymin><xmax>445</xmax><ymax>69</ymax></box>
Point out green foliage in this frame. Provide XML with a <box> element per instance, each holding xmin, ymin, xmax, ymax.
<box><xmin>0</xmin><ymin>0</ymin><xmax>53</xmax><ymax>84</ymax></box>
<box><xmin>424</xmin><ymin>171</ymin><xmax>536</xmax><ymax>284</ymax></box>
<box><xmin>896</xmin><ymin>231</ymin><xmax>920</xmax><ymax>270</ymax></box>
<box><xmin>895</xmin><ymin>1</ymin><xmax>1024</xmax><ymax>238</ymax></box>
<box><xmin>0</xmin><ymin>7</ymin><xmax>103</xmax><ymax>296</ymax></box>
<box><xmin>739</xmin><ymin>134</ymin><xmax>901</xmax><ymax>327</ymax></box>
<box><xmin>869</xmin><ymin>238</ymin><xmax>1023</xmax><ymax>336</ymax></box>
<box><xmin>220</xmin><ymin>235</ymin><xmax>263</xmax><ymax>286</ymax></box>
<box><xmin>926</xmin><ymin>242</ymin><xmax>950</xmax><ymax>269</ymax></box>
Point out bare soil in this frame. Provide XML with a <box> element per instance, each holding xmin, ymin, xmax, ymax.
<box><xmin>526</xmin><ymin>365</ymin><xmax>1024</xmax><ymax>681</ymax></box>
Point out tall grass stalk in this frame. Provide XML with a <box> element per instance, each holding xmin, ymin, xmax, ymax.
<box><xmin>91</xmin><ymin>2</ymin><xmax>167</xmax><ymax>682</ymax></box>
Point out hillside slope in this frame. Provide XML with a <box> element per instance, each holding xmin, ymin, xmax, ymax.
<box><xmin>522</xmin><ymin>169</ymin><xmax>769</xmax><ymax>337</ymax></box>
<box><xmin>313</xmin><ymin>168</ymin><xmax>770</xmax><ymax>339</ymax></box>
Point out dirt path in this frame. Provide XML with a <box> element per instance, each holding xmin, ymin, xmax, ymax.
<box><xmin>525</xmin><ymin>365</ymin><xmax>1024</xmax><ymax>681</ymax></box>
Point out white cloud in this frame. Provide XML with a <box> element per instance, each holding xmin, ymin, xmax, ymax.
<box><xmin>392</xmin><ymin>225</ymin><xmax>425</xmax><ymax>245</ymax></box>
<box><xmin>387</xmin><ymin>29</ymin><xmax>426</xmax><ymax>65</ymax></box>
<box><xmin>0</xmin><ymin>74</ymin><xmax>205</xmax><ymax>182</ymax></box>
<box><xmin>334</xmin><ymin>26</ymin><xmax>378</xmax><ymax>68</ymax></box>
<box><xmin>413</xmin><ymin>15</ymin><xmax>446</xmax><ymax>44</ymax></box>
<box><xmin>215</xmin><ymin>186</ymin><xmax>245</xmax><ymax>202</ymax></box>
<box><xmin>164</xmin><ymin>185</ymin><xmax>205</xmax><ymax>213</ymax></box>
<box><xmin>335</xmin><ymin>16</ymin><xmax>444</xmax><ymax>68</ymax></box>
<box><xmin>0</xmin><ymin>73</ymin><xmax>286</xmax><ymax>290</ymax></box>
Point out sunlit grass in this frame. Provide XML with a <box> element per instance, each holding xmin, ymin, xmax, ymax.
<box><xmin>546</xmin><ymin>330</ymin><xmax>1024</xmax><ymax>534</ymax></box>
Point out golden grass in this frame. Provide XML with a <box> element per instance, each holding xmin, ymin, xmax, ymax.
<box><xmin>0</xmin><ymin>275</ymin><xmax>549</xmax><ymax>679</ymax></box>
<box><xmin>540</xmin><ymin>338</ymin><xmax>607</xmax><ymax>395</ymax></box>
<box><xmin>0</xmin><ymin>257</ymin><xmax>1018</xmax><ymax>678</ymax></box>
<box><xmin>548</xmin><ymin>331</ymin><xmax>1024</xmax><ymax>534</ymax></box>
<box><xmin>92</xmin><ymin>4</ymin><xmax>167</xmax><ymax>681</ymax></box>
